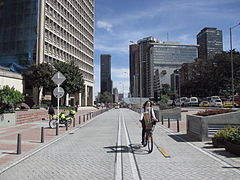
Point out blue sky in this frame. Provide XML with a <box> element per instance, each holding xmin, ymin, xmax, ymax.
<box><xmin>93</xmin><ymin>0</ymin><xmax>240</xmax><ymax>97</ymax></box>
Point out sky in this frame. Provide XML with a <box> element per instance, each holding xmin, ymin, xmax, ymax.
<box><xmin>93</xmin><ymin>0</ymin><xmax>240</xmax><ymax>98</ymax></box>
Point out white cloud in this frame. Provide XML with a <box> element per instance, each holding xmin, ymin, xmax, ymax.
<box><xmin>97</xmin><ymin>21</ymin><xmax>113</xmax><ymax>32</ymax></box>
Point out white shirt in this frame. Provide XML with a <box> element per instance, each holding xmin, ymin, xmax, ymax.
<box><xmin>140</xmin><ymin>107</ymin><xmax>156</xmax><ymax>120</ymax></box>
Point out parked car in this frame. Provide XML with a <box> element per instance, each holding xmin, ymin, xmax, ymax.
<box><xmin>210</xmin><ymin>99</ymin><xmax>223</xmax><ymax>107</ymax></box>
<box><xmin>199</xmin><ymin>101</ymin><xmax>209</xmax><ymax>107</ymax></box>
<box><xmin>189</xmin><ymin>97</ymin><xmax>199</xmax><ymax>106</ymax></box>
<box><xmin>183</xmin><ymin>98</ymin><xmax>190</xmax><ymax>106</ymax></box>
<box><xmin>223</xmin><ymin>101</ymin><xmax>233</xmax><ymax>108</ymax></box>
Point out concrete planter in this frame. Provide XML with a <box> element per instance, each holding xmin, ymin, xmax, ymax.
<box><xmin>0</xmin><ymin>113</ymin><xmax>16</xmax><ymax>128</ymax></box>
<box><xmin>225</xmin><ymin>141</ymin><xmax>240</xmax><ymax>156</ymax></box>
<box><xmin>187</xmin><ymin>111</ymin><xmax>240</xmax><ymax>141</ymax></box>
<box><xmin>158</xmin><ymin>107</ymin><xmax>181</xmax><ymax>121</ymax></box>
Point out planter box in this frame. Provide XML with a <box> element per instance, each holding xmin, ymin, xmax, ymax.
<box><xmin>225</xmin><ymin>141</ymin><xmax>240</xmax><ymax>156</ymax></box>
<box><xmin>0</xmin><ymin>113</ymin><xmax>16</xmax><ymax>128</ymax></box>
<box><xmin>212</xmin><ymin>137</ymin><xmax>225</xmax><ymax>148</ymax></box>
<box><xmin>158</xmin><ymin>107</ymin><xmax>181</xmax><ymax>121</ymax></box>
<box><xmin>187</xmin><ymin>110</ymin><xmax>240</xmax><ymax>141</ymax></box>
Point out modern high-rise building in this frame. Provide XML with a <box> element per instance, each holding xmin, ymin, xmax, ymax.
<box><xmin>129</xmin><ymin>36</ymin><xmax>198</xmax><ymax>98</ymax></box>
<box><xmin>100</xmin><ymin>54</ymin><xmax>112</xmax><ymax>94</ymax></box>
<box><xmin>129</xmin><ymin>44</ymin><xmax>139</xmax><ymax>97</ymax></box>
<box><xmin>0</xmin><ymin>0</ymin><xmax>94</xmax><ymax>106</ymax></box>
<box><xmin>197</xmin><ymin>27</ymin><xmax>223</xmax><ymax>60</ymax></box>
<box><xmin>150</xmin><ymin>42</ymin><xmax>198</xmax><ymax>96</ymax></box>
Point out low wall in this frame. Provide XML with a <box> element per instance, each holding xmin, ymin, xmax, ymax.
<box><xmin>158</xmin><ymin>107</ymin><xmax>181</xmax><ymax>121</ymax></box>
<box><xmin>0</xmin><ymin>113</ymin><xmax>16</xmax><ymax>128</ymax></box>
<box><xmin>187</xmin><ymin>111</ymin><xmax>240</xmax><ymax>141</ymax></box>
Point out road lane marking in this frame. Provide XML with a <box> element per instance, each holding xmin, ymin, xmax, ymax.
<box><xmin>122</xmin><ymin>111</ymin><xmax>141</xmax><ymax>180</ymax></box>
<box><xmin>115</xmin><ymin>112</ymin><xmax>122</xmax><ymax>180</ymax></box>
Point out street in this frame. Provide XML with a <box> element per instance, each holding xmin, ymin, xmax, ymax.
<box><xmin>0</xmin><ymin>108</ymin><xmax>240</xmax><ymax>180</ymax></box>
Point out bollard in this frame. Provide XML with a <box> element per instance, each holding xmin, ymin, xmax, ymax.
<box><xmin>41</xmin><ymin>127</ymin><xmax>44</xmax><ymax>143</ymax></box>
<box><xmin>83</xmin><ymin>115</ymin><xmax>85</xmax><ymax>122</ymax></box>
<box><xmin>56</xmin><ymin>123</ymin><xmax>59</xmax><ymax>136</ymax></box>
<box><xmin>66</xmin><ymin>121</ymin><xmax>68</xmax><ymax>131</ymax></box>
<box><xmin>177</xmin><ymin>118</ymin><xmax>180</xmax><ymax>132</ymax></box>
<box><xmin>73</xmin><ymin>117</ymin><xmax>75</xmax><ymax>127</ymax></box>
<box><xmin>79</xmin><ymin>116</ymin><xmax>81</xmax><ymax>124</ymax></box>
<box><xmin>161</xmin><ymin>116</ymin><xmax>164</xmax><ymax>125</ymax></box>
<box><xmin>168</xmin><ymin>118</ymin><xmax>170</xmax><ymax>128</ymax></box>
<box><xmin>17</xmin><ymin>134</ymin><xmax>21</xmax><ymax>154</ymax></box>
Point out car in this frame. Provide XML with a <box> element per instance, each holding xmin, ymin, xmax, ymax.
<box><xmin>223</xmin><ymin>101</ymin><xmax>233</xmax><ymax>108</ymax></box>
<box><xmin>199</xmin><ymin>101</ymin><xmax>209</xmax><ymax>107</ymax></box>
<box><xmin>210</xmin><ymin>99</ymin><xmax>223</xmax><ymax>107</ymax></box>
<box><xmin>115</xmin><ymin>105</ymin><xmax>120</xmax><ymax>109</ymax></box>
<box><xmin>175</xmin><ymin>97</ymin><xmax>187</xmax><ymax>106</ymax></box>
<box><xmin>189</xmin><ymin>97</ymin><xmax>199</xmax><ymax>106</ymax></box>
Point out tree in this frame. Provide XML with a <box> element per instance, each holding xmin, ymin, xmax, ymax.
<box><xmin>53</xmin><ymin>61</ymin><xmax>85</xmax><ymax>95</ymax></box>
<box><xmin>23</xmin><ymin>63</ymin><xmax>55</xmax><ymax>104</ymax></box>
<box><xmin>0</xmin><ymin>86</ymin><xmax>24</xmax><ymax>113</ymax></box>
<box><xmin>99</xmin><ymin>91</ymin><xmax>113</xmax><ymax>103</ymax></box>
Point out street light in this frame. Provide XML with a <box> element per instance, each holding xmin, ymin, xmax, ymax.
<box><xmin>230</xmin><ymin>22</ymin><xmax>240</xmax><ymax>105</ymax></box>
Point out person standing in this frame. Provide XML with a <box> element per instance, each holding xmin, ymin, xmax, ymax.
<box><xmin>48</xmin><ymin>104</ymin><xmax>55</xmax><ymax>120</ymax></box>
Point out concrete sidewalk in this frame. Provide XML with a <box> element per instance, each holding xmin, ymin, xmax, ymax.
<box><xmin>0</xmin><ymin>107</ymin><xmax>101</xmax><ymax>169</ymax></box>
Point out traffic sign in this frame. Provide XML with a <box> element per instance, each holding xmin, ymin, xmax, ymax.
<box><xmin>52</xmin><ymin>71</ymin><xmax>66</xmax><ymax>85</ymax></box>
<box><xmin>53</xmin><ymin>86</ymin><xmax>65</xmax><ymax>98</ymax></box>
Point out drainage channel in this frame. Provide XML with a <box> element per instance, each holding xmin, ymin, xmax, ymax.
<box><xmin>115</xmin><ymin>110</ymin><xmax>141</xmax><ymax>180</ymax></box>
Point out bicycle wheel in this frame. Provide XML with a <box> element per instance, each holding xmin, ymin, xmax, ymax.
<box><xmin>143</xmin><ymin>132</ymin><xmax>147</xmax><ymax>146</ymax></box>
<box><xmin>49</xmin><ymin>119</ymin><xmax>57</xmax><ymax>128</ymax></box>
<box><xmin>147</xmin><ymin>132</ymin><xmax>153</xmax><ymax>153</ymax></box>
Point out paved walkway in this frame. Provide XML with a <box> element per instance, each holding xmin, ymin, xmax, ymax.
<box><xmin>0</xmin><ymin>108</ymin><xmax>239</xmax><ymax>179</ymax></box>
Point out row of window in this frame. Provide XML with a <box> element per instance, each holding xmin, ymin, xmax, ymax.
<box><xmin>44</xmin><ymin>41</ymin><xmax>93</xmax><ymax>73</ymax></box>
<box><xmin>45</xmin><ymin>28</ymin><xmax>93</xmax><ymax>64</ymax></box>
<box><xmin>44</xmin><ymin>55</ymin><xmax>94</xmax><ymax>82</ymax></box>
<box><xmin>46</xmin><ymin>0</ymin><xmax>93</xmax><ymax>36</ymax></box>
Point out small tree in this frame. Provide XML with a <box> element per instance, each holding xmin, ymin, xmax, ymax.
<box><xmin>0</xmin><ymin>86</ymin><xmax>24</xmax><ymax>113</ymax></box>
<box><xmin>99</xmin><ymin>91</ymin><xmax>113</xmax><ymax>103</ymax></box>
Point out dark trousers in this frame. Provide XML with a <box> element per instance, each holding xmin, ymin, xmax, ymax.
<box><xmin>141</xmin><ymin>120</ymin><xmax>146</xmax><ymax>143</ymax></box>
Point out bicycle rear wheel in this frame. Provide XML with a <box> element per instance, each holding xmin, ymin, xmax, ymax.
<box><xmin>147</xmin><ymin>133</ymin><xmax>153</xmax><ymax>153</ymax></box>
<box><xmin>49</xmin><ymin>119</ymin><xmax>57</xmax><ymax>129</ymax></box>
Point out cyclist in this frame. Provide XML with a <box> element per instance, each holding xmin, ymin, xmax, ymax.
<box><xmin>140</xmin><ymin>100</ymin><xmax>157</xmax><ymax>146</ymax></box>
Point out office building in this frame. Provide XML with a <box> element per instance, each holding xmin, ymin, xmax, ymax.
<box><xmin>112</xmin><ymin>88</ymin><xmax>119</xmax><ymax>103</ymax></box>
<box><xmin>0</xmin><ymin>0</ymin><xmax>94</xmax><ymax>106</ymax></box>
<box><xmin>197</xmin><ymin>27</ymin><xmax>223</xmax><ymax>60</ymax></box>
<box><xmin>150</xmin><ymin>42</ymin><xmax>198</xmax><ymax>96</ymax></box>
<box><xmin>129</xmin><ymin>44</ymin><xmax>139</xmax><ymax>97</ymax></box>
<box><xmin>100</xmin><ymin>54</ymin><xmax>112</xmax><ymax>94</ymax></box>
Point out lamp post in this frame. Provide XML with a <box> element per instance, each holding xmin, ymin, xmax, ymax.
<box><xmin>230</xmin><ymin>22</ymin><xmax>240</xmax><ymax>105</ymax></box>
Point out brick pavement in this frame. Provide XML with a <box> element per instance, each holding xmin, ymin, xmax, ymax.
<box><xmin>0</xmin><ymin>107</ymin><xmax>101</xmax><ymax>169</ymax></box>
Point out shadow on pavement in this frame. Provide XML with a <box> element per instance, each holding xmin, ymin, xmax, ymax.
<box><xmin>168</xmin><ymin>134</ymin><xmax>200</xmax><ymax>142</ymax></box>
<box><xmin>104</xmin><ymin>144</ymin><xmax>149</xmax><ymax>155</ymax></box>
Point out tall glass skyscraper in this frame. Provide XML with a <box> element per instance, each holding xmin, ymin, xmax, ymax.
<box><xmin>100</xmin><ymin>54</ymin><xmax>112</xmax><ymax>94</ymax></box>
<box><xmin>197</xmin><ymin>27</ymin><xmax>223</xmax><ymax>60</ymax></box>
<box><xmin>0</xmin><ymin>0</ymin><xmax>94</xmax><ymax>106</ymax></box>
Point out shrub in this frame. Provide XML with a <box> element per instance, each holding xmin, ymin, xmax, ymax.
<box><xmin>0</xmin><ymin>86</ymin><xmax>24</xmax><ymax>114</ymax></box>
<box><xmin>196</xmin><ymin>109</ymin><xmax>235</xmax><ymax>116</ymax></box>
<box><xmin>225</xmin><ymin>126</ymin><xmax>240</xmax><ymax>145</ymax></box>
<box><xmin>214</xmin><ymin>126</ymin><xmax>232</xmax><ymax>138</ymax></box>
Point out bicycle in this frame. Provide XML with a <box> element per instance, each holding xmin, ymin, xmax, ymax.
<box><xmin>143</xmin><ymin>124</ymin><xmax>155</xmax><ymax>153</ymax></box>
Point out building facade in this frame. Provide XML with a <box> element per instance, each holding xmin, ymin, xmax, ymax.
<box><xmin>129</xmin><ymin>44</ymin><xmax>139</xmax><ymax>97</ymax></box>
<box><xmin>100</xmin><ymin>54</ymin><xmax>112</xmax><ymax>94</ymax></box>
<box><xmin>150</xmin><ymin>42</ymin><xmax>198</xmax><ymax>96</ymax></box>
<box><xmin>197</xmin><ymin>27</ymin><xmax>223</xmax><ymax>60</ymax></box>
<box><xmin>0</xmin><ymin>0</ymin><xmax>94</xmax><ymax>106</ymax></box>
<box><xmin>112</xmin><ymin>88</ymin><xmax>119</xmax><ymax>103</ymax></box>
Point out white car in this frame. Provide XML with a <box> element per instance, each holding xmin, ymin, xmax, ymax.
<box><xmin>210</xmin><ymin>99</ymin><xmax>223</xmax><ymax>107</ymax></box>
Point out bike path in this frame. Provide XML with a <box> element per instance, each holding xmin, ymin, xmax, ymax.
<box><xmin>0</xmin><ymin>109</ymin><xmax>239</xmax><ymax>179</ymax></box>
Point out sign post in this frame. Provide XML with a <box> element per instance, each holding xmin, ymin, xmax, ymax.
<box><xmin>52</xmin><ymin>72</ymin><xmax>66</xmax><ymax>131</ymax></box>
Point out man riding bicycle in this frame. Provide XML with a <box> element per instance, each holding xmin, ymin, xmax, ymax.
<box><xmin>140</xmin><ymin>101</ymin><xmax>158</xmax><ymax>146</ymax></box>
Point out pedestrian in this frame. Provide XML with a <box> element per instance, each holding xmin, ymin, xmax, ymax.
<box><xmin>140</xmin><ymin>100</ymin><xmax>157</xmax><ymax>146</ymax></box>
<box><xmin>48</xmin><ymin>104</ymin><xmax>55</xmax><ymax>120</ymax></box>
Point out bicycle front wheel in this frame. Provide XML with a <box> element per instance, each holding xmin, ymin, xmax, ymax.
<box><xmin>49</xmin><ymin>119</ymin><xmax>57</xmax><ymax>129</ymax></box>
<box><xmin>147</xmin><ymin>133</ymin><xmax>153</xmax><ymax>153</ymax></box>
